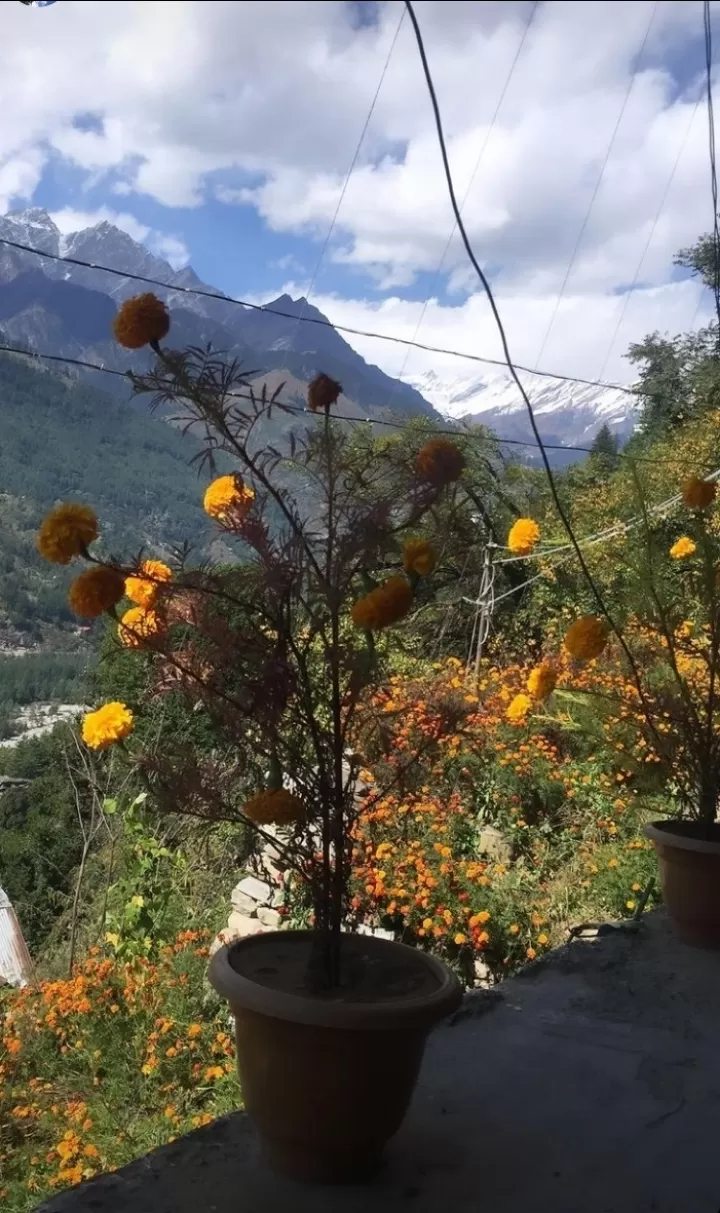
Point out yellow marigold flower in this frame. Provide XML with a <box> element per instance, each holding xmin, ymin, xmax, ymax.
<box><xmin>68</xmin><ymin>566</ymin><xmax>125</xmax><ymax>618</ymax></box>
<box><xmin>187</xmin><ymin>1024</ymin><xmax>202</xmax><ymax>1039</ymax></box>
<box><xmin>537</xmin><ymin>933</ymin><xmax>549</xmax><ymax>946</ymax></box>
<box><xmin>507</xmin><ymin>517</ymin><xmax>540</xmax><ymax>556</ymax></box>
<box><xmin>454</xmin><ymin>932</ymin><xmax>467</xmax><ymax>946</ymax></box>
<box><xmin>118</xmin><ymin>606</ymin><xmax>165</xmax><ymax>648</ymax></box>
<box><xmin>307</xmin><ymin>373</ymin><xmax>342</xmax><ymax>413</ymax></box>
<box><xmin>670</xmin><ymin>536</ymin><xmax>696</xmax><ymax>560</ymax></box>
<box><xmin>416</xmin><ymin>438</ymin><xmax>466</xmax><ymax>486</ymax></box>
<box><xmin>350</xmin><ymin>575</ymin><xmax>413</xmax><ymax>631</ymax></box>
<box><xmin>682</xmin><ymin>476</ymin><xmax>716</xmax><ymax>509</ymax></box>
<box><xmin>506</xmin><ymin>693</ymin><xmax>533</xmax><ymax>723</ymax></box>
<box><xmin>351</xmin><ymin>594</ymin><xmax>380</xmax><ymax>630</ymax></box>
<box><xmin>508</xmin><ymin>923</ymin><xmax>520</xmax><ymax>936</ymax></box>
<box><xmin>402</xmin><ymin>538</ymin><xmax>437</xmax><ymax>577</ymax></box>
<box><xmin>37</xmin><ymin>503</ymin><xmax>98</xmax><ymax>565</ymax></box>
<box><xmin>82</xmin><ymin>702</ymin><xmax>134</xmax><ymax>750</ymax></box>
<box><xmin>113</xmin><ymin>293</ymin><xmax>170</xmax><ymax>349</ymax></box>
<box><xmin>564</xmin><ymin>615</ymin><xmax>609</xmax><ymax>661</ymax></box>
<box><xmin>125</xmin><ymin>559</ymin><xmax>173</xmax><ymax>608</ymax></box>
<box><xmin>243</xmin><ymin>788</ymin><xmax>305</xmax><ymax>827</ymax></box>
<box><xmin>526</xmin><ymin>663</ymin><xmax>557</xmax><ymax>701</ymax></box>
<box><xmin>203</xmin><ymin>474</ymin><xmax>255</xmax><ymax>523</ymax></box>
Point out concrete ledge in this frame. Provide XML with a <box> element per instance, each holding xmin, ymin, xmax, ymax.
<box><xmin>37</xmin><ymin>910</ymin><xmax>720</xmax><ymax>1213</ymax></box>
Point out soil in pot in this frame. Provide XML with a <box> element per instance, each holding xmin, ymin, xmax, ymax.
<box><xmin>209</xmin><ymin>930</ymin><xmax>462</xmax><ymax>1183</ymax></box>
<box><xmin>645</xmin><ymin>819</ymin><xmax>720</xmax><ymax>948</ymax></box>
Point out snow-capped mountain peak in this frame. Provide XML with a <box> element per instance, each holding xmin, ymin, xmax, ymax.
<box><xmin>404</xmin><ymin>367</ymin><xmax>637</xmax><ymax>450</ymax></box>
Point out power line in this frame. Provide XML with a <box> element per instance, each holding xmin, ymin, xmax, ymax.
<box><xmin>596</xmin><ymin>94</ymin><xmax>702</xmax><ymax>383</ymax></box>
<box><xmin>0</xmin><ymin>231</ymin><xmax>636</xmax><ymax>396</ymax></box>
<box><xmin>386</xmin><ymin>0</ymin><xmax>539</xmax><ymax>404</ymax></box>
<box><xmin>403</xmin><ymin>0</ymin><xmax>651</xmax><ymax>707</ymax></box>
<box><xmin>533</xmin><ymin>0</ymin><xmax>658</xmax><ymax>372</ymax></box>
<box><xmin>703</xmin><ymin>0</ymin><xmax>720</xmax><ymax>344</ymax></box>
<box><xmin>293</xmin><ymin>4</ymin><xmax>405</xmax><ymax>332</ymax></box>
<box><xmin>0</xmin><ymin>335</ymin><xmax>680</xmax><ymax>468</ymax></box>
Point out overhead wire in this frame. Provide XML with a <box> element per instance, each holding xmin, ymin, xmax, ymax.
<box><xmin>384</xmin><ymin>0</ymin><xmax>539</xmax><ymax>407</ymax></box>
<box><xmin>292</xmin><ymin>5</ymin><xmax>406</xmax><ymax>334</ymax></box>
<box><xmin>463</xmin><ymin>464</ymin><xmax>720</xmax><ymax>616</ymax></box>
<box><xmin>0</xmin><ymin>335</ymin><xmax>683</xmax><ymax>466</ymax></box>
<box><xmin>595</xmin><ymin>94</ymin><xmax>702</xmax><ymax>383</ymax></box>
<box><xmin>532</xmin><ymin>0</ymin><xmax>659</xmax><ymax>373</ymax></box>
<box><xmin>0</xmin><ymin>232</ymin><xmax>635</xmax><ymax>396</ymax></box>
<box><xmin>402</xmin><ymin>0</ymin><xmax>658</xmax><ymax>709</ymax></box>
<box><xmin>703</xmin><ymin>0</ymin><xmax>720</xmax><ymax>344</ymax></box>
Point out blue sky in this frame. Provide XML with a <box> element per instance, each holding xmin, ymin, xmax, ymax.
<box><xmin>1</xmin><ymin>0</ymin><xmax>718</xmax><ymax>384</ymax></box>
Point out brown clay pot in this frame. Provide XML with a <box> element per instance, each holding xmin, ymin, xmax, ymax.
<box><xmin>644</xmin><ymin>819</ymin><xmax>720</xmax><ymax>947</ymax></box>
<box><xmin>209</xmin><ymin>929</ymin><xmax>462</xmax><ymax>1183</ymax></box>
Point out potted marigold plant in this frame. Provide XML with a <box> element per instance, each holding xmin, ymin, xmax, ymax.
<box><xmin>516</xmin><ymin>472</ymin><xmax>720</xmax><ymax>948</ymax></box>
<box><xmin>37</xmin><ymin>292</ymin><xmax>463</xmax><ymax>1182</ymax></box>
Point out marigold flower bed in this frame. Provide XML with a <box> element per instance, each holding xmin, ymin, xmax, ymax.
<box><xmin>0</xmin><ymin>931</ymin><xmax>239</xmax><ymax>1213</ymax></box>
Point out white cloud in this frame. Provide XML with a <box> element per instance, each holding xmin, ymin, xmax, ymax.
<box><xmin>147</xmin><ymin>231</ymin><xmax>191</xmax><ymax>269</ymax></box>
<box><xmin>263</xmin><ymin>275</ymin><xmax>709</xmax><ymax>387</ymax></box>
<box><xmin>48</xmin><ymin>206</ymin><xmax>190</xmax><ymax>269</ymax></box>
<box><xmin>1</xmin><ymin>0</ymin><xmax>719</xmax><ymax>382</ymax></box>
<box><xmin>50</xmin><ymin>206</ymin><xmax>150</xmax><ymax>243</ymax></box>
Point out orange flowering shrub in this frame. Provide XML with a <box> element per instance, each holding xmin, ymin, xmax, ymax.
<box><xmin>0</xmin><ymin>932</ymin><xmax>238</xmax><ymax>1212</ymax></box>
<box><xmin>349</xmin><ymin>653</ymin><xmax>660</xmax><ymax>981</ymax></box>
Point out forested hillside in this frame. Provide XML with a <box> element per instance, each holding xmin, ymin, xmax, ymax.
<box><xmin>0</xmin><ymin>351</ymin><xmax>215</xmax><ymax>640</ymax></box>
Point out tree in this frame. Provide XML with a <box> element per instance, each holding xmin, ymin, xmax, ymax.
<box><xmin>588</xmin><ymin>423</ymin><xmax>619</xmax><ymax>473</ymax></box>
<box><xmin>627</xmin><ymin>327</ymin><xmax>720</xmax><ymax>437</ymax></box>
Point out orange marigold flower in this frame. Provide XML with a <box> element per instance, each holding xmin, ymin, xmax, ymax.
<box><xmin>125</xmin><ymin>559</ymin><xmax>173</xmax><ymax>608</ymax></box>
<box><xmin>37</xmin><ymin>503</ymin><xmax>98</xmax><ymax>565</ymax></box>
<box><xmin>507</xmin><ymin>517</ymin><xmax>540</xmax><ymax>556</ymax></box>
<box><xmin>113</xmin><ymin>293</ymin><xmax>170</xmax><ymax>349</ymax></box>
<box><xmin>564</xmin><ymin>615</ymin><xmax>609</xmax><ymax>661</ymax></box>
<box><xmin>526</xmin><ymin>663</ymin><xmax>557</xmax><ymax>701</ymax></box>
<box><xmin>204</xmin><ymin>1066</ymin><xmax>224</xmax><ymax>1082</ymax></box>
<box><xmin>416</xmin><ymin>438</ymin><xmax>466</xmax><ymax>486</ymax></box>
<box><xmin>82</xmin><ymin>702</ymin><xmax>134</xmax><ymax>750</ymax></box>
<box><xmin>68</xmin><ymin>566</ymin><xmax>125</xmax><ymax>618</ymax></box>
<box><xmin>508</xmin><ymin>923</ymin><xmax>520</xmax><ymax>935</ymax></box>
<box><xmin>506</xmin><ymin>693</ymin><xmax>533</xmax><ymax>723</ymax></box>
<box><xmin>118</xmin><ymin>606</ymin><xmax>165</xmax><ymax>648</ymax></box>
<box><xmin>187</xmin><ymin>1024</ymin><xmax>202</xmax><ymax>1039</ymax></box>
<box><xmin>669</xmin><ymin>536</ymin><xmax>696</xmax><ymax>560</ymax></box>
<box><xmin>682</xmin><ymin>476</ymin><xmax>716</xmax><ymax>509</ymax></box>
<box><xmin>243</xmin><ymin>788</ymin><xmax>305</xmax><ymax>827</ymax></box>
<box><xmin>402</xmin><ymin>538</ymin><xmax>437</xmax><ymax>577</ymax></box>
<box><xmin>203</xmin><ymin>474</ymin><xmax>255</xmax><ymax>523</ymax></box>
<box><xmin>307</xmin><ymin>373</ymin><xmax>342</xmax><ymax>413</ymax></box>
<box><xmin>351</xmin><ymin>575</ymin><xmax>413</xmax><ymax>630</ymax></box>
<box><xmin>526</xmin><ymin>946</ymin><xmax>537</xmax><ymax>960</ymax></box>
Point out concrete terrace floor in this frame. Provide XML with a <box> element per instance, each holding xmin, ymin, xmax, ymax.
<box><xmin>39</xmin><ymin>910</ymin><xmax>720</xmax><ymax>1213</ymax></box>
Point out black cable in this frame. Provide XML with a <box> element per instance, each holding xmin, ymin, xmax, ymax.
<box><xmin>403</xmin><ymin>0</ymin><xmax>650</xmax><ymax>697</ymax></box>
<box><xmin>704</xmin><ymin>0</ymin><xmax>720</xmax><ymax>344</ymax></box>
<box><xmin>534</xmin><ymin>0</ymin><xmax>658</xmax><ymax>371</ymax></box>
<box><xmin>0</xmin><ymin>231</ymin><xmax>635</xmax><ymax>396</ymax></box>
<box><xmin>0</xmin><ymin>336</ymin><xmax>680</xmax><ymax>468</ymax></box>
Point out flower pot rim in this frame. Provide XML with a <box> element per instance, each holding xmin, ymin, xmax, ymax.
<box><xmin>644</xmin><ymin>819</ymin><xmax>720</xmax><ymax>857</ymax></box>
<box><xmin>209</xmin><ymin>929</ymin><xmax>462</xmax><ymax>1031</ymax></box>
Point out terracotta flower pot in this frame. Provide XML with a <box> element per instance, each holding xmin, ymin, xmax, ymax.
<box><xmin>209</xmin><ymin>929</ymin><xmax>462</xmax><ymax>1183</ymax></box>
<box><xmin>644</xmin><ymin>819</ymin><xmax>720</xmax><ymax>947</ymax></box>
